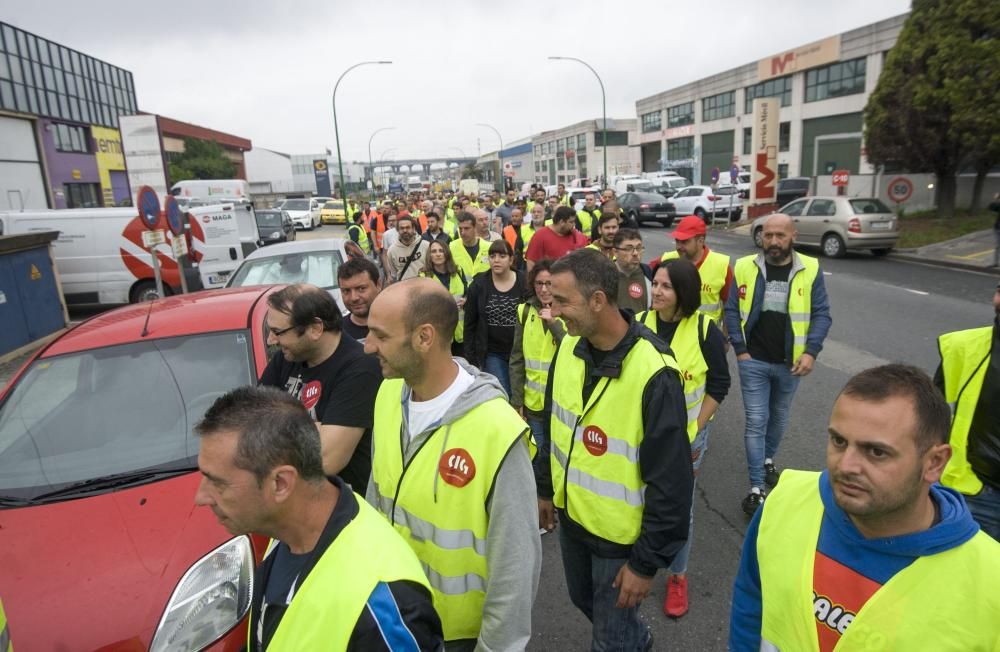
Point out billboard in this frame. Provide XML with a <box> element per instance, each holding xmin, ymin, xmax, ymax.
<box><xmin>757</xmin><ymin>35</ymin><xmax>840</xmax><ymax>82</ymax></box>
<box><xmin>120</xmin><ymin>115</ymin><xmax>168</xmax><ymax>202</ymax></box>
<box><xmin>92</xmin><ymin>125</ymin><xmax>129</xmax><ymax>206</ymax></box>
<box><xmin>313</xmin><ymin>159</ymin><xmax>332</xmax><ymax>196</ymax></box>
<box><xmin>749</xmin><ymin>98</ymin><xmax>779</xmax><ymax>205</ymax></box>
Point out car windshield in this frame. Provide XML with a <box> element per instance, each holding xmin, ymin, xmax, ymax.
<box><xmin>323</xmin><ymin>201</ymin><xmax>344</xmax><ymax>210</ymax></box>
<box><xmin>637</xmin><ymin>193</ymin><xmax>667</xmax><ymax>202</ymax></box>
<box><xmin>668</xmin><ymin>178</ymin><xmax>689</xmax><ymax>188</ymax></box>
<box><xmin>255</xmin><ymin>211</ymin><xmax>282</xmax><ymax>227</ymax></box>
<box><xmin>283</xmin><ymin>199</ymin><xmax>310</xmax><ymax>210</ymax></box>
<box><xmin>230</xmin><ymin>250</ymin><xmax>343</xmax><ymax>289</ymax></box>
<box><xmin>0</xmin><ymin>332</ymin><xmax>253</xmax><ymax>500</ymax></box>
<box><xmin>783</xmin><ymin>179</ymin><xmax>809</xmax><ymax>190</ymax></box>
<box><xmin>714</xmin><ymin>186</ymin><xmax>738</xmax><ymax>195</ymax></box>
<box><xmin>849</xmin><ymin>199</ymin><xmax>891</xmax><ymax>214</ymax></box>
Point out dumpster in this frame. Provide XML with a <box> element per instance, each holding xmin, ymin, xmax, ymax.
<box><xmin>0</xmin><ymin>231</ymin><xmax>68</xmax><ymax>357</ymax></box>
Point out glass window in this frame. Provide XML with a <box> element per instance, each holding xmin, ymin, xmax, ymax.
<box><xmin>567</xmin><ymin>155</ymin><xmax>575</xmax><ymax>170</ymax></box>
<box><xmin>778</xmin><ymin>163</ymin><xmax>789</xmax><ymax>180</ymax></box>
<box><xmin>702</xmin><ymin>91</ymin><xmax>735</xmax><ymax>122</ymax></box>
<box><xmin>805</xmin><ymin>57</ymin><xmax>866</xmax><ymax>102</ymax></box>
<box><xmin>557</xmin><ymin>138</ymin><xmax>565</xmax><ymax>155</ymax></box>
<box><xmin>13</xmin><ymin>82</ymin><xmax>26</xmax><ymax>111</ymax></box>
<box><xmin>782</xmin><ymin>199</ymin><xmax>807</xmax><ymax>216</ymax></box>
<box><xmin>53</xmin><ymin>122</ymin><xmax>89</xmax><ymax>153</ymax></box>
<box><xmin>743</xmin><ymin>127</ymin><xmax>752</xmax><ymax>155</ymax></box>
<box><xmin>0</xmin><ymin>55</ymin><xmax>7</xmax><ymax>79</ymax></box>
<box><xmin>229</xmin><ymin>251</ymin><xmax>344</xmax><ymax>290</ymax></box>
<box><xmin>577</xmin><ymin>134</ymin><xmax>586</xmax><ymax>150</ymax></box>
<box><xmin>667</xmin><ymin>102</ymin><xmax>694</xmax><ymax>127</ymax></box>
<box><xmin>557</xmin><ymin>157</ymin><xmax>565</xmax><ymax>171</ymax></box>
<box><xmin>806</xmin><ymin>199</ymin><xmax>837</xmax><ymax>216</ymax></box>
<box><xmin>779</xmin><ymin>122</ymin><xmax>790</xmax><ymax>152</ymax></box>
<box><xmin>58</xmin><ymin>94</ymin><xmax>69</xmax><ymax>119</ymax></box>
<box><xmin>64</xmin><ymin>183</ymin><xmax>100</xmax><ymax>208</ymax></box>
<box><xmin>16</xmin><ymin>31</ymin><xmax>27</xmax><ymax>57</ymax></box>
<box><xmin>27</xmin><ymin>34</ymin><xmax>38</xmax><ymax>61</ymax></box>
<box><xmin>8</xmin><ymin>55</ymin><xmax>21</xmax><ymax>83</ymax></box>
<box><xmin>2</xmin><ymin>25</ymin><xmax>16</xmax><ymax>53</ymax></box>
<box><xmin>594</xmin><ymin>131</ymin><xmax>628</xmax><ymax>147</ymax></box>
<box><xmin>641</xmin><ymin>110</ymin><xmax>662</xmax><ymax>133</ymax></box>
<box><xmin>666</xmin><ymin>136</ymin><xmax>694</xmax><ymax>161</ymax></box>
<box><xmin>744</xmin><ymin>75</ymin><xmax>793</xmax><ymax>113</ymax></box>
<box><xmin>0</xmin><ymin>80</ymin><xmax>14</xmax><ymax>108</ymax></box>
<box><xmin>39</xmin><ymin>40</ymin><xmax>49</xmax><ymax>65</ymax></box>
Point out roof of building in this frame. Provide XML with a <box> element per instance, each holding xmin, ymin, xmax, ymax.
<box><xmin>151</xmin><ymin>114</ymin><xmax>253</xmax><ymax>151</ymax></box>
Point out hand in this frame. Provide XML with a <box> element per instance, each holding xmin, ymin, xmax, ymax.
<box><xmin>456</xmin><ymin>298</ymin><xmax>466</xmax><ymax>309</ymax></box>
<box><xmin>539</xmin><ymin>307</ymin><xmax>553</xmax><ymax>323</ymax></box>
<box><xmin>791</xmin><ymin>353</ymin><xmax>815</xmax><ymax>376</ymax></box>
<box><xmin>737</xmin><ymin>353</ymin><xmax>751</xmax><ymax>362</ymax></box>
<box><xmin>612</xmin><ymin>563</ymin><xmax>653</xmax><ymax>609</ymax></box>
<box><xmin>538</xmin><ymin>499</ymin><xmax>557</xmax><ymax>533</ymax></box>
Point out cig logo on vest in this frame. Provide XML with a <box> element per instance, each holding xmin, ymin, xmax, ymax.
<box><xmin>300</xmin><ymin>381</ymin><xmax>322</xmax><ymax>410</ymax></box>
<box><xmin>628</xmin><ymin>282</ymin><xmax>643</xmax><ymax>299</ymax></box>
<box><xmin>582</xmin><ymin>426</ymin><xmax>608</xmax><ymax>456</ymax></box>
<box><xmin>439</xmin><ymin>448</ymin><xmax>477</xmax><ymax>487</ymax></box>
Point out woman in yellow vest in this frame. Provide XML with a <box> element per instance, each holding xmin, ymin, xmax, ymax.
<box><xmin>637</xmin><ymin>258</ymin><xmax>730</xmax><ymax>618</ymax></box>
<box><xmin>509</xmin><ymin>259</ymin><xmax>565</xmax><ymax>477</ymax></box>
<box><xmin>420</xmin><ymin>240</ymin><xmax>468</xmax><ymax>357</ymax></box>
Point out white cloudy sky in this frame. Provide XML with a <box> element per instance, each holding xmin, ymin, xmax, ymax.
<box><xmin>8</xmin><ymin>0</ymin><xmax>910</xmax><ymax>160</ymax></box>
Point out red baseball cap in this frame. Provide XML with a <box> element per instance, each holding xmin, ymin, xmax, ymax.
<box><xmin>671</xmin><ymin>215</ymin><xmax>706</xmax><ymax>241</ymax></box>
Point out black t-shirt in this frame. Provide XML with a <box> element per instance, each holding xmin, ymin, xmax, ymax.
<box><xmin>969</xmin><ymin>324</ymin><xmax>1000</xmax><ymax>489</ymax></box>
<box><xmin>259</xmin><ymin>335</ymin><xmax>382</xmax><ymax>491</ymax></box>
<box><xmin>484</xmin><ymin>278</ymin><xmax>520</xmax><ymax>355</ymax></box>
<box><xmin>341</xmin><ymin>316</ymin><xmax>369</xmax><ymax>344</ymax></box>
<box><xmin>747</xmin><ymin>262</ymin><xmax>792</xmax><ymax>364</ymax></box>
<box><xmin>464</xmin><ymin>243</ymin><xmax>480</xmax><ymax>262</ymax></box>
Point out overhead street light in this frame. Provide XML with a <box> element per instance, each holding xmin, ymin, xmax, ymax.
<box><xmin>549</xmin><ymin>56</ymin><xmax>607</xmax><ymax>189</ymax></box>
<box><xmin>475</xmin><ymin>123</ymin><xmax>504</xmax><ymax>191</ymax></box>
<box><xmin>368</xmin><ymin>127</ymin><xmax>395</xmax><ymax>194</ymax></box>
<box><xmin>332</xmin><ymin>60</ymin><xmax>392</xmax><ymax>200</ymax></box>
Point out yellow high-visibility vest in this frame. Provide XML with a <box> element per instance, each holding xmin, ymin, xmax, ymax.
<box><xmin>734</xmin><ymin>254</ymin><xmax>818</xmax><ymax>362</ymax></box>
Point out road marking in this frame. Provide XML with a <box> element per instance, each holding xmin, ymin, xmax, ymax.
<box><xmin>818</xmin><ymin>339</ymin><xmax>892</xmax><ymax>376</ymax></box>
<box><xmin>905</xmin><ymin>288</ymin><xmax>929</xmax><ymax>296</ymax></box>
<box><xmin>947</xmin><ymin>249</ymin><xmax>993</xmax><ymax>261</ymax></box>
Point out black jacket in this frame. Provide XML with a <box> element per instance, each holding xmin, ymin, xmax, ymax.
<box><xmin>463</xmin><ymin>269</ymin><xmax>529</xmax><ymax>368</ymax></box>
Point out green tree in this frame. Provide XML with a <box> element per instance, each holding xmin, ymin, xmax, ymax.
<box><xmin>461</xmin><ymin>162</ymin><xmax>484</xmax><ymax>181</ymax></box>
<box><xmin>864</xmin><ymin>0</ymin><xmax>1000</xmax><ymax>217</ymax></box>
<box><xmin>167</xmin><ymin>137</ymin><xmax>237</xmax><ymax>184</ymax></box>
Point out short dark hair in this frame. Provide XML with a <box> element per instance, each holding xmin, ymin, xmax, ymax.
<box><xmin>337</xmin><ymin>256</ymin><xmax>380</xmax><ymax>285</ymax></box>
<box><xmin>597</xmin><ymin>213</ymin><xmax>619</xmax><ymax>228</ymax></box>
<box><xmin>404</xmin><ymin>281</ymin><xmax>459</xmax><ymax>349</ymax></box>
<box><xmin>426</xmin><ymin>211</ymin><xmax>440</xmax><ymax>222</ymax></box>
<box><xmin>195</xmin><ymin>386</ymin><xmax>325</xmax><ymax>484</ymax></box>
<box><xmin>613</xmin><ymin>228</ymin><xmax>642</xmax><ymax>248</ymax></box>
<box><xmin>552</xmin><ymin>205</ymin><xmax>577</xmax><ymax>224</ymax></box>
<box><xmin>657</xmin><ymin>259</ymin><xmax>701</xmax><ymax>318</ymax></box>
<box><xmin>267</xmin><ymin>284</ymin><xmax>342</xmax><ymax>333</ymax></box>
<box><xmin>456</xmin><ymin>211</ymin><xmax>475</xmax><ymax>225</ymax></box>
<box><xmin>839</xmin><ymin>364</ymin><xmax>951</xmax><ymax>452</ymax></box>
<box><xmin>488</xmin><ymin>239</ymin><xmax>513</xmax><ymax>257</ymax></box>
<box><xmin>551</xmin><ymin>248</ymin><xmax>618</xmax><ymax>305</ymax></box>
<box><xmin>396</xmin><ymin>214</ymin><xmax>416</xmax><ymax>229</ymax></box>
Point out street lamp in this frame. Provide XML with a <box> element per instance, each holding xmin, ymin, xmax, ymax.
<box><xmin>379</xmin><ymin>147</ymin><xmax>397</xmax><ymax>191</ymax></box>
<box><xmin>475</xmin><ymin>123</ymin><xmax>503</xmax><ymax>191</ymax></box>
<box><xmin>332</xmin><ymin>60</ymin><xmax>392</xmax><ymax>200</ymax></box>
<box><xmin>549</xmin><ymin>56</ymin><xmax>606</xmax><ymax>189</ymax></box>
<box><xmin>368</xmin><ymin>127</ymin><xmax>395</xmax><ymax>195</ymax></box>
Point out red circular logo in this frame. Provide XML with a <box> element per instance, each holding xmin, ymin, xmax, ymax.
<box><xmin>439</xmin><ymin>448</ymin><xmax>476</xmax><ymax>487</ymax></box>
<box><xmin>628</xmin><ymin>282</ymin><xmax>643</xmax><ymax>298</ymax></box>
<box><xmin>202</xmin><ymin>215</ymin><xmax>211</xmax><ymax>224</ymax></box>
<box><xmin>582</xmin><ymin>426</ymin><xmax>608</xmax><ymax>456</ymax></box>
<box><xmin>300</xmin><ymin>381</ymin><xmax>322</xmax><ymax>410</ymax></box>
<box><xmin>738</xmin><ymin>284</ymin><xmax>747</xmax><ymax>299</ymax></box>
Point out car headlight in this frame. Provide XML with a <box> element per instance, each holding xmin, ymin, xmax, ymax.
<box><xmin>269</xmin><ymin>231</ymin><xmax>282</xmax><ymax>239</ymax></box>
<box><xmin>150</xmin><ymin>536</ymin><xmax>254</xmax><ymax>652</ymax></box>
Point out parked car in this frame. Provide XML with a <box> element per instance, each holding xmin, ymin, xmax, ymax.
<box><xmin>750</xmin><ymin>196</ymin><xmax>899</xmax><ymax>257</ymax></box>
<box><xmin>667</xmin><ymin>185</ymin><xmax>743</xmax><ymax>222</ymax></box>
<box><xmin>613</xmin><ymin>178</ymin><xmax>655</xmax><ymax>195</ymax></box>
<box><xmin>320</xmin><ymin>200</ymin><xmax>347</xmax><ymax>225</ymax></box>
<box><xmin>255</xmin><ymin>209</ymin><xmax>296</xmax><ymax>245</ymax></box>
<box><xmin>619</xmin><ymin>192</ymin><xmax>675</xmax><ymax>227</ymax></box>
<box><xmin>281</xmin><ymin>198</ymin><xmax>321</xmax><ymax>230</ymax></box>
<box><xmin>717</xmin><ymin>172</ymin><xmax>752</xmax><ymax>198</ymax></box>
<box><xmin>649</xmin><ymin>177</ymin><xmax>690</xmax><ymax>198</ymax></box>
<box><xmin>0</xmin><ymin>287</ymin><xmax>276</xmax><ymax>651</ymax></box>
<box><xmin>775</xmin><ymin>177</ymin><xmax>811</xmax><ymax>206</ymax></box>
<box><xmin>226</xmin><ymin>238</ymin><xmax>350</xmax><ymax>313</ymax></box>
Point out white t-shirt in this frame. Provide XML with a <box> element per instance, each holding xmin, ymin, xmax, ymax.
<box><xmin>406</xmin><ymin>362</ymin><xmax>474</xmax><ymax>439</ymax></box>
<box><xmin>382</xmin><ymin>227</ymin><xmax>399</xmax><ymax>252</ymax></box>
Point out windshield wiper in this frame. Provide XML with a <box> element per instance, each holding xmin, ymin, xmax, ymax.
<box><xmin>0</xmin><ymin>495</ymin><xmax>34</xmax><ymax>508</ymax></box>
<box><xmin>29</xmin><ymin>465</ymin><xmax>197</xmax><ymax>503</ymax></box>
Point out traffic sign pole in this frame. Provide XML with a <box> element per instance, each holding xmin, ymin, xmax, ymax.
<box><xmin>164</xmin><ymin>196</ymin><xmax>188</xmax><ymax>295</ymax></box>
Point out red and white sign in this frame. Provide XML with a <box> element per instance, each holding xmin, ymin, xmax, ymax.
<box><xmin>439</xmin><ymin>448</ymin><xmax>476</xmax><ymax>487</ymax></box>
<box><xmin>628</xmin><ymin>282</ymin><xmax>643</xmax><ymax>299</ymax></box>
<box><xmin>582</xmin><ymin>425</ymin><xmax>608</xmax><ymax>456</ymax></box>
<box><xmin>832</xmin><ymin>170</ymin><xmax>850</xmax><ymax>187</ymax></box>
<box><xmin>750</xmin><ymin>98</ymin><xmax>779</xmax><ymax>205</ymax></box>
<box><xmin>118</xmin><ymin>214</ymin><xmax>206</xmax><ymax>288</ymax></box>
<box><xmin>887</xmin><ymin>177</ymin><xmax>913</xmax><ymax>203</ymax></box>
<box><xmin>300</xmin><ymin>381</ymin><xmax>322</xmax><ymax>411</ymax></box>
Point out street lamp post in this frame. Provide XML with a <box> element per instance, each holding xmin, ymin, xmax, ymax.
<box><xmin>548</xmin><ymin>56</ymin><xmax>606</xmax><ymax>189</ymax></box>
<box><xmin>332</xmin><ymin>60</ymin><xmax>392</xmax><ymax>200</ymax></box>
<box><xmin>475</xmin><ymin>123</ymin><xmax>503</xmax><ymax>192</ymax></box>
<box><xmin>368</xmin><ymin>127</ymin><xmax>395</xmax><ymax>196</ymax></box>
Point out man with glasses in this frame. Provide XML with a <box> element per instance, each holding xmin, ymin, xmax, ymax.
<box><xmin>260</xmin><ymin>284</ymin><xmax>383</xmax><ymax>492</ymax></box>
<box><xmin>613</xmin><ymin>228</ymin><xmax>652</xmax><ymax>315</ymax></box>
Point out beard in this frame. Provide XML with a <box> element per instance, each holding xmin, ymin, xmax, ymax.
<box><xmin>765</xmin><ymin>242</ymin><xmax>793</xmax><ymax>264</ymax></box>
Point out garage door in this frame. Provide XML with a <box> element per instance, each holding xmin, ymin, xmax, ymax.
<box><xmin>701</xmin><ymin>130</ymin><xmax>735</xmax><ymax>185</ymax></box>
<box><xmin>0</xmin><ymin>116</ymin><xmax>48</xmax><ymax>210</ymax></box>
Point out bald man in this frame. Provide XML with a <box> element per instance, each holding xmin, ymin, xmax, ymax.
<box><xmin>364</xmin><ymin>279</ymin><xmax>540</xmax><ymax>651</ymax></box>
<box><xmin>724</xmin><ymin>214</ymin><xmax>832</xmax><ymax>516</ymax></box>
<box><xmin>473</xmin><ymin>207</ymin><xmax>502</xmax><ymax>242</ymax></box>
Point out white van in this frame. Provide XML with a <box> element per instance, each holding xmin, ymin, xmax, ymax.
<box><xmin>0</xmin><ymin>204</ymin><xmax>251</xmax><ymax>305</ymax></box>
<box><xmin>170</xmin><ymin>179</ymin><xmax>251</xmax><ymax>203</ymax></box>
<box><xmin>613</xmin><ymin>178</ymin><xmax>654</xmax><ymax>195</ymax></box>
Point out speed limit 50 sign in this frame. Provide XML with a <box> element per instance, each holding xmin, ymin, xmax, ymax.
<box><xmin>887</xmin><ymin>177</ymin><xmax>913</xmax><ymax>203</ymax></box>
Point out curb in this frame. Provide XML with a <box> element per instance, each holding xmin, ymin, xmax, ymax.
<box><xmin>886</xmin><ymin>253</ymin><xmax>999</xmax><ymax>275</ymax></box>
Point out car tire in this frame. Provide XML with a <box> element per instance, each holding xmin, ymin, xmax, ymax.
<box><xmin>753</xmin><ymin>227</ymin><xmax>763</xmax><ymax>248</ymax></box>
<box><xmin>871</xmin><ymin>247</ymin><xmax>892</xmax><ymax>256</ymax></box>
<box><xmin>660</xmin><ymin>217</ymin><xmax>674</xmax><ymax>228</ymax></box>
<box><xmin>130</xmin><ymin>280</ymin><xmax>168</xmax><ymax>304</ymax></box>
<box><xmin>822</xmin><ymin>233</ymin><xmax>846</xmax><ymax>258</ymax></box>
<box><xmin>629</xmin><ymin>210</ymin><xmax>641</xmax><ymax>225</ymax></box>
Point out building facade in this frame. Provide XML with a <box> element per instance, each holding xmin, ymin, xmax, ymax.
<box><xmin>531</xmin><ymin>118</ymin><xmax>639</xmax><ymax>187</ymax></box>
<box><xmin>158</xmin><ymin>115</ymin><xmax>251</xmax><ymax>181</ymax></box>
<box><xmin>635</xmin><ymin>14</ymin><xmax>906</xmax><ymax>186</ymax></box>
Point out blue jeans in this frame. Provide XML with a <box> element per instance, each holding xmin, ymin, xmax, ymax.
<box><xmin>483</xmin><ymin>352</ymin><xmax>512</xmax><ymax>397</ymax></box>
<box><xmin>965</xmin><ymin>484</ymin><xmax>1000</xmax><ymax>542</ymax></box>
<box><xmin>527</xmin><ymin>415</ymin><xmax>547</xmax><ymax>477</ymax></box>
<box><xmin>738</xmin><ymin>358</ymin><xmax>801</xmax><ymax>489</ymax></box>
<box><xmin>559</xmin><ymin>527</ymin><xmax>651</xmax><ymax>651</ymax></box>
<box><xmin>669</xmin><ymin>424</ymin><xmax>709</xmax><ymax>575</ymax></box>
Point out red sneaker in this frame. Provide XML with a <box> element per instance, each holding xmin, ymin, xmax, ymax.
<box><xmin>664</xmin><ymin>575</ymin><xmax>689</xmax><ymax>618</ymax></box>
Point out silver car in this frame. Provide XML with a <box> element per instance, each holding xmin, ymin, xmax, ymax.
<box><xmin>751</xmin><ymin>196</ymin><xmax>899</xmax><ymax>258</ymax></box>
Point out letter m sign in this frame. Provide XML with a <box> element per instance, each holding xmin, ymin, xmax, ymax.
<box><xmin>771</xmin><ymin>52</ymin><xmax>795</xmax><ymax>76</ymax></box>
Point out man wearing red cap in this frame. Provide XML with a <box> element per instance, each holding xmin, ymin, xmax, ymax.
<box><xmin>656</xmin><ymin>216</ymin><xmax>734</xmax><ymax>329</ymax></box>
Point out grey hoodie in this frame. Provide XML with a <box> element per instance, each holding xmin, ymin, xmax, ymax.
<box><xmin>366</xmin><ymin>359</ymin><xmax>541</xmax><ymax>652</ymax></box>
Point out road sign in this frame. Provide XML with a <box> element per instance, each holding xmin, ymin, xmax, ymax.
<box><xmin>730</xmin><ymin>164</ymin><xmax>740</xmax><ymax>183</ymax></box>
<box><xmin>832</xmin><ymin>170</ymin><xmax>850</xmax><ymax>187</ymax></box>
<box><xmin>164</xmin><ymin>196</ymin><xmax>184</xmax><ymax>235</ymax></box>
<box><xmin>137</xmin><ymin>186</ymin><xmax>161</xmax><ymax>230</ymax></box>
<box><xmin>710</xmin><ymin>167</ymin><xmax>720</xmax><ymax>184</ymax></box>
<box><xmin>887</xmin><ymin>176</ymin><xmax>913</xmax><ymax>203</ymax></box>
<box><xmin>171</xmin><ymin>233</ymin><xmax>189</xmax><ymax>258</ymax></box>
<box><xmin>142</xmin><ymin>229</ymin><xmax>166</xmax><ymax>247</ymax></box>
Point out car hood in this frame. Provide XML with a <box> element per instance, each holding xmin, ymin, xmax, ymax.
<box><xmin>0</xmin><ymin>473</ymin><xmax>238</xmax><ymax>650</ymax></box>
<box><xmin>284</xmin><ymin>209</ymin><xmax>311</xmax><ymax>218</ymax></box>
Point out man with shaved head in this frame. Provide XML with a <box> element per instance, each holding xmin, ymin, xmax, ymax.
<box><xmin>364</xmin><ymin>279</ymin><xmax>540</xmax><ymax>651</ymax></box>
<box><xmin>724</xmin><ymin>213</ymin><xmax>832</xmax><ymax>516</ymax></box>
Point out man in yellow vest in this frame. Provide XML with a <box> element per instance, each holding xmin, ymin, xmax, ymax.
<box><xmin>449</xmin><ymin>212</ymin><xmax>491</xmax><ymax>278</ymax></box>
<box><xmin>364</xmin><ymin>279</ymin><xmax>541</xmax><ymax>651</ymax></box>
<box><xmin>194</xmin><ymin>386</ymin><xmax>442</xmax><ymax>651</ymax></box>
<box><xmin>658</xmin><ymin>215</ymin><xmax>733</xmax><ymax>327</ymax></box>
<box><xmin>934</xmin><ymin>280</ymin><xmax>1000</xmax><ymax>540</ymax></box>
<box><xmin>724</xmin><ymin>214</ymin><xmax>831</xmax><ymax>516</ymax></box>
<box><xmin>729</xmin><ymin>364</ymin><xmax>1000</xmax><ymax>651</ymax></box>
<box><xmin>556</xmin><ymin>182</ymin><xmax>572</xmax><ymax>207</ymax></box>
<box><xmin>537</xmin><ymin>248</ymin><xmax>692</xmax><ymax>651</ymax></box>
<box><xmin>0</xmin><ymin>596</ymin><xmax>11</xmax><ymax>652</ymax></box>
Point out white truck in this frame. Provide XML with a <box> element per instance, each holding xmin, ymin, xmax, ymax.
<box><xmin>0</xmin><ymin>203</ymin><xmax>255</xmax><ymax>305</ymax></box>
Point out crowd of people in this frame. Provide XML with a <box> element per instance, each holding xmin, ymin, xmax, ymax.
<box><xmin>189</xmin><ymin>185</ymin><xmax>999</xmax><ymax>651</ymax></box>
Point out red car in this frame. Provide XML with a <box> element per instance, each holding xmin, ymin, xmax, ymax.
<box><xmin>0</xmin><ymin>287</ymin><xmax>276</xmax><ymax>651</ymax></box>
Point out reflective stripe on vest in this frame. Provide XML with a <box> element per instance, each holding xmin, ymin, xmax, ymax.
<box><xmin>938</xmin><ymin>326</ymin><xmax>992</xmax><ymax>495</ymax></box>
<box><xmin>637</xmin><ymin>310</ymin><xmax>710</xmax><ymax>442</ymax></box>
<box><xmin>660</xmin><ymin>249</ymin><xmax>730</xmax><ymax>323</ymax></box>
<box><xmin>347</xmin><ymin>223</ymin><xmax>371</xmax><ymax>254</ymax></box>
<box><xmin>518</xmin><ymin>303</ymin><xmax>561</xmax><ymax>412</ymax></box>
<box><xmin>734</xmin><ymin>254</ymin><xmax>817</xmax><ymax>362</ymax></box>
<box><xmin>250</xmin><ymin>493</ymin><xmax>431</xmax><ymax>651</ymax></box>
<box><xmin>757</xmin><ymin>470</ymin><xmax>1000</xmax><ymax>651</ymax></box>
<box><xmin>371</xmin><ymin>379</ymin><xmax>528</xmax><ymax>641</ymax></box>
<box><xmin>549</xmin><ymin>334</ymin><xmax>681</xmax><ymax>544</ymax></box>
